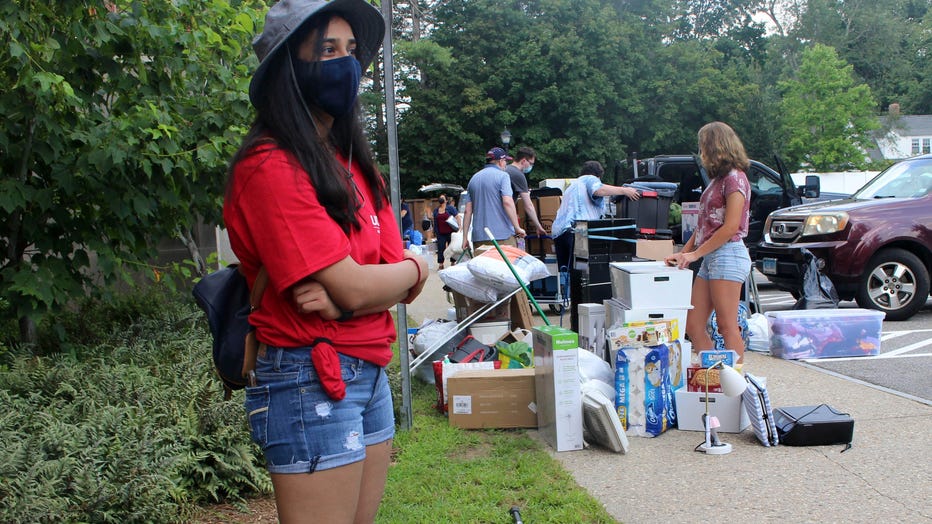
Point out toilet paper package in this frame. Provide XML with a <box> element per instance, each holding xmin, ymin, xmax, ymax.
<box><xmin>615</xmin><ymin>344</ymin><xmax>676</xmax><ymax>437</ymax></box>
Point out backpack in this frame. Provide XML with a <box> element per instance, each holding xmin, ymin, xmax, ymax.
<box><xmin>192</xmin><ymin>265</ymin><xmax>268</xmax><ymax>398</ymax></box>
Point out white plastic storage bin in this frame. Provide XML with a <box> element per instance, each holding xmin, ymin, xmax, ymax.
<box><xmin>609</xmin><ymin>261</ymin><xmax>693</xmax><ymax>309</ymax></box>
<box><xmin>766</xmin><ymin>308</ymin><xmax>884</xmax><ymax>359</ymax></box>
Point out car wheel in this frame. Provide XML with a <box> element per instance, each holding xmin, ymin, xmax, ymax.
<box><xmin>856</xmin><ymin>248</ymin><xmax>930</xmax><ymax>321</ymax></box>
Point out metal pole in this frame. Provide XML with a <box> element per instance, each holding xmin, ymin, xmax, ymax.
<box><xmin>380</xmin><ymin>0</ymin><xmax>414</xmax><ymax>430</ymax></box>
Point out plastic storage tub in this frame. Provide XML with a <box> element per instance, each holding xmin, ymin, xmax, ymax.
<box><xmin>618</xmin><ymin>181</ymin><xmax>677</xmax><ymax>237</ymax></box>
<box><xmin>766</xmin><ymin>308</ymin><xmax>884</xmax><ymax>359</ymax></box>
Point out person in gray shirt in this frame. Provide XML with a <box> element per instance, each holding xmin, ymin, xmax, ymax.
<box><xmin>505</xmin><ymin>146</ymin><xmax>545</xmax><ymax>235</ymax></box>
<box><xmin>462</xmin><ymin>147</ymin><xmax>526</xmax><ymax>251</ymax></box>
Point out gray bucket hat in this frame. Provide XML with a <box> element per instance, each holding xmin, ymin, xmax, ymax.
<box><xmin>248</xmin><ymin>0</ymin><xmax>386</xmax><ymax>107</ymax></box>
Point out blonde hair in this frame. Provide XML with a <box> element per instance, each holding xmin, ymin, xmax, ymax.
<box><xmin>698</xmin><ymin>122</ymin><xmax>750</xmax><ymax>179</ymax></box>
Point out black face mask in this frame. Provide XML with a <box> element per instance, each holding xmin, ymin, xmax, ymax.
<box><xmin>292</xmin><ymin>55</ymin><xmax>361</xmax><ymax>117</ymax></box>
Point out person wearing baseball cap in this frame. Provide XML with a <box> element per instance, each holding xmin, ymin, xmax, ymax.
<box><xmin>223</xmin><ymin>2</ymin><xmax>428</xmax><ymax>521</ymax></box>
<box><xmin>461</xmin><ymin>147</ymin><xmax>526</xmax><ymax>252</ymax></box>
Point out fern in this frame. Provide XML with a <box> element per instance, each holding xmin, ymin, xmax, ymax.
<box><xmin>0</xmin><ymin>289</ymin><xmax>270</xmax><ymax>522</ymax></box>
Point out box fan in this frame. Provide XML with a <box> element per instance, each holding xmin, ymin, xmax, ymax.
<box><xmin>581</xmin><ymin>385</ymin><xmax>629</xmax><ymax>454</ymax></box>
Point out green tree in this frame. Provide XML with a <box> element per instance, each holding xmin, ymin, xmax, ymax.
<box><xmin>0</xmin><ymin>0</ymin><xmax>263</xmax><ymax>344</ymax></box>
<box><xmin>901</xmin><ymin>7</ymin><xmax>932</xmax><ymax>113</ymax></box>
<box><xmin>788</xmin><ymin>0</ymin><xmax>928</xmax><ymax>112</ymax></box>
<box><xmin>779</xmin><ymin>44</ymin><xmax>878</xmax><ymax>171</ymax></box>
<box><xmin>394</xmin><ymin>0</ymin><xmax>682</xmax><ymax>190</ymax></box>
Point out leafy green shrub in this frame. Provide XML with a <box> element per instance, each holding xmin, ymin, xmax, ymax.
<box><xmin>0</xmin><ymin>288</ymin><xmax>270</xmax><ymax>523</ymax></box>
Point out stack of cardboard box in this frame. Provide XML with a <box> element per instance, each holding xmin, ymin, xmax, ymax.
<box><xmin>516</xmin><ymin>193</ymin><xmax>562</xmax><ymax>258</ymax></box>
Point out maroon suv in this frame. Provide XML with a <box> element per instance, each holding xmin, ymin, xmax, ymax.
<box><xmin>755</xmin><ymin>154</ymin><xmax>932</xmax><ymax>320</ymax></box>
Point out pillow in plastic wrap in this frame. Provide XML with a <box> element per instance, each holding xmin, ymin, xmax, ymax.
<box><xmin>438</xmin><ymin>263</ymin><xmax>498</xmax><ymax>303</ymax></box>
<box><xmin>466</xmin><ymin>245</ymin><xmax>550</xmax><ymax>294</ymax></box>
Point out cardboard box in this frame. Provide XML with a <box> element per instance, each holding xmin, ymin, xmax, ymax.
<box><xmin>450</xmin><ymin>290</ymin><xmax>511</xmax><ymax>322</ymax></box>
<box><xmin>533</xmin><ymin>326</ymin><xmax>583</xmax><ymax>451</ymax></box>
<box><xmin>767</xmin><ymin>308</ymin><xmax>884</xmax><ymax>359</ymax></box>
<box><xmin>524</xmin><ymin>235</ymin><xmax>554</xmax><ymax>257</ymax></box>
<box><xmin>606</xmin><ymin>320</ymin><xmax>673</xmax><ymax>350</ymax></box>
<box><xmin>469</xmin><ymin>321</ymin><xmax>510</xmax><ymax>345</ymax></box>
<box><xmin>636</xmin><ymin>239</ymin><xmax>675</xmax><ymax>261</ymax></box>
<box><xmin>535</xmin><ymin>195</ymin><xmax>562</xmax><ymax>219</ymax></box>
<box><xmin>498</xmin><ymin>328</ymin><xmax>532</xmax><ymax>346</ymax></box>
<box><xmin>675</xmin><ymin>388</ymin><xmax>750</xmax><ymax>433</ymax></box>
<box><xmin>447</xmin><ymin>369</ymin><xmax>537</xmax><ymax>429</ymax></box>
<box><xmin>609</xmin><ymin>261</ymin><xmax>692</xmax><ymax>309</ymax></box>
<box><xmin>680</xmin><ymin>202</ymin><xmax>699</xmax><ymax>244</ymax></box>
<box><xmin>687</xmin><ymin>367</ymin><xmax>722</xmax><ymax>393</ymax></box>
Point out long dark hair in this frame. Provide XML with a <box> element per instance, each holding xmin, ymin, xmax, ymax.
<box><xmin>227</xmin><ymin>13</ymin><xmax>387</xmax><ymax>234</ymax></box>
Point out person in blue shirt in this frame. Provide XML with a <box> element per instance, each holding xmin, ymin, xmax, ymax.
<box><xmin>550</xmin><ymin>160</ymin><xmax>640</xmax><ymax>272</ymax></box>
<box><xmin>400</xmin><ymin>200</ymin><xmax>414</xmax><ymax>241</ymax></box>
<box><xmin>461</xmin><ymin>147</ymin><xmax>526</xmax><ymax>251</ymax></box>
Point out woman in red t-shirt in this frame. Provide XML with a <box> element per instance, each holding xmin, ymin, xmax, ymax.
<box><xmin>222</xmin><ymin>1</ymin><xmax>427</xmax><ymax>522</ymax></box>
<box><xmin>664</xmin><ymin>122</ymin><xmax>752</xmax><ymax>364</ymax></box>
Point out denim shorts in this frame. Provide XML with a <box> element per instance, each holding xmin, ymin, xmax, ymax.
<box><xmin>244</xmin><ymin>346</ymin><xmax>395</xmax><ymax>474</ymax></box>
<box><xmin>697</xmin><ymin>241</ymin><xmax>751</xmax><ymax>283</ymax></box>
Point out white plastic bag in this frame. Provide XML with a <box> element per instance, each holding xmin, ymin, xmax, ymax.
<box><xmin>747</xmin><ymin>312</ymin><xmax>771</xmax><ymax>352</ymax></box>
<box><xmin>410</xmin><ymin>319</ymin><xmax>460</xmax><ymax>384</ymax></box>
<box><xmin>578</xmin><ymin>348</ymin><xmax>615</xmax><ymax>403</ymax></box>
<box><xmin>412</xmin><ymin>319</ymin><xmax>458</xmax><ymax>357</ymax></box>
<box><xmin>445</xmin><ymin>230</ymin><xmax>465</xmax><ymax>261</ymax></box>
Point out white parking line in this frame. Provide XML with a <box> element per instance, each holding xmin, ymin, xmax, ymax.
<box><xmin>883</xmin><ymin>338</ymin><xmax>932</xmax><ymax>357</ymax></box>
<box><xmin>759</xmin><ymin>295</ymin><xmax>793</xmax><ymax>303</ymax></box>
<box><xmin>881</xmin><ymin>328</ymin><xmax>932</xmax><ymax>342</ymax></box>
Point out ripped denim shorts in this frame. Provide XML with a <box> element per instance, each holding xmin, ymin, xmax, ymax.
<box><xmin>243</xmin><ymin>346</ymin><xmax>395</xmax><ymax>474</ymax></box>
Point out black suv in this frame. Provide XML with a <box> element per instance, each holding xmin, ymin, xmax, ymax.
<box><xmin>615</xmin><ymin>155</ymin><xmax>821</xmax><ymax>258</ymax></box>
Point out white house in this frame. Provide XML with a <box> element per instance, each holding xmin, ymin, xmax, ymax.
<box><xmin>872</xmin><ymin>106</ymin><xmax>932</xmax><ymax>161</ymax></box>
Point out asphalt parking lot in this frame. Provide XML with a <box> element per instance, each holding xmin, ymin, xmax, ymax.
<box><xmin>755</xmin><ymin>281</ymin><xmax>932</xmax><ymax>404</ymax></box>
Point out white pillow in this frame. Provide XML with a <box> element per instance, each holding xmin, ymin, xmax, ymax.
<box><xmin>466</xmin><ymin>245</ymin><xmax>550</xmax><ymax>294</ymax></box>
<box><xmin>438</xmin><ymin>263</ymin><xmax>499</xmax><ymax>302</ymax></box>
